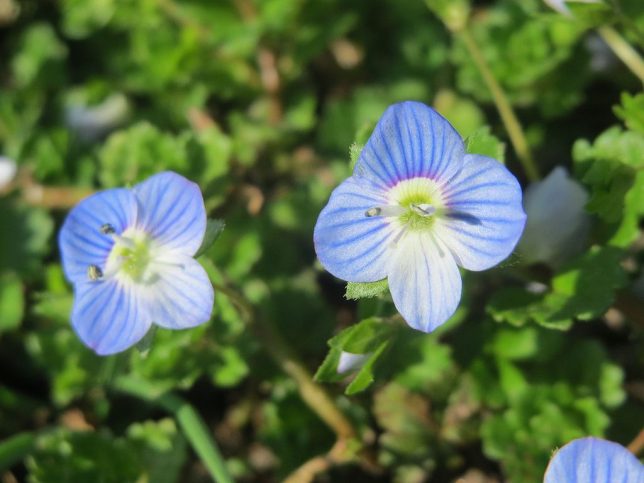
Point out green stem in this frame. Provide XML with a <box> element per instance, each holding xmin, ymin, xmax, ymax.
<box><xmin>212</xmin><ymin>282</ymin><xmax>357</xmax><ymax>441</ymax></box>
<box><xmin>114</xmin><ymin>376</ymin><xmax>234</xmax><ymax>483</ymax></box>
<box><xmin>0</xmin><ymin>432</ymin><xmax>36</xmax><ymax>472</ymax></box>
<box><xmin>458</xmin><ymin>28</ymin><xmax>540</xmax><ymax>181</ymax></box>
<box><xmin>597</xmin><ymin>26</ymin><xmax>644</xmax><ymax>86</ymax></box>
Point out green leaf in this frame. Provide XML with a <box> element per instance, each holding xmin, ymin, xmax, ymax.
<box><xmin>315</xmin><ymin>317</ymin><xmax>398</xmax><ymax>394</ymax></box>
<box><xmin>465</xmin><ymin>126</ymin><xmax>505</xmax><ymax>163</ymax></box>
<box><xmin>550</xmin><ymin>245</ymin><xmax>627</xmax><ymax>321</ymax></box>
<box><xmin>0</xmin><ymin>273</ymin><xmax>23</xmax><ymax>332</ymax></box>
<box><xmin>488</xmin><ymin>246</ymin><xmax>627</xmax><ymax>329</ymax></box>
<box><xmin>345</xmin><ymin>279</ymin><xmax>389</xmax><ymax>300</ymax></box>
<box><xmin>26</xmin><ymin>430</ymin><xmax>142</xmax><ymax>483</ymax></box>
<box><xmin>60</xmin><ymin>0</ymin><xmax>116</xmax><ymax>39</ymax></box>
<box><xmin>11</xmin><ymin>24</ymin><xmax>67</xmax><ymax>89</ymax></box>
<box><xmin>614</xmin><ymin>92</ymin><xmax>644</xmax><ymax>134</ymax></box>
<box><xmin>0</xmin><ymin>200</ymin><xmax>54</xmax><ymax>279</ymax></box>
<box><xmin>349</xmin><ymin>142</ymin><xmax>363</xmax><ymax>170</ymax></box>
<box><xmin>195</xmin><ymin>219</ymin><xmax>226</xmax><ymax>258</ymax></box>
<box><xmin>99</xmin><ymin>122</ymin><xmax>231</xmax><ymax>188</ymax></box>
<box><xmin>345</xmin><ymin>341</ymin><xmax>390</xmax><ymax>395</ymax></box>
<box><xmin>126</xmin><ymin>419</ymin><xmax>187</xmax><ymax>483</ymax></box>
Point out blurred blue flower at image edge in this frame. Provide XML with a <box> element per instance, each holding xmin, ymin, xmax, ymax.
<box><xmin>544</xmin><ymin>437</ymin><xmax>644</xmax><ymax>482</ymax></box>
<box><xmin>314</xmin><ymin>101</ymin><xmax>526</xmax><ymax>333</ymax></box>
<box><xmin>59</xmin><ymin>171</ymin><xmax>214</xmax><ymax>355</ymax></box>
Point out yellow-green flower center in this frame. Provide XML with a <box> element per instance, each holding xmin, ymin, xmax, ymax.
<box><xmin>388</xmin><ymin>177</ymin><xmax>445</xmax><ymax>232</ymax></box>
<box><xmin>101</xmin><ymin>227</ymin><xmax>155</xmax><ymax>284</ymax></box>
<box><xmin>112</xmin><ymin>238</ymin><xmax>151</xmax><ymax>282</ymax></box>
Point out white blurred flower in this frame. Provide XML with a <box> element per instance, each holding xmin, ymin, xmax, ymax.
<box><xmin>0</xmin><ymin>156</ymin><xmax>17</xmax><ymax>190</ymax></box>
<box><xmin>518</xmin><ymin>167</ymin><xmax>589</xmax><ymax>267</ymax></box>
<box><xmin>337</xmin><ymin>351</ymin><xmax>370</xmax><ymax>374</ymax></box>
<box><xmin>65</xmin><ymin>93</ymin><xmax>129</xmax><ymax>142</ymax></box>
<box><xmin>544</xmin><ymin>0</ymin><xmax>602</xmax><ymax>15</ymax></box>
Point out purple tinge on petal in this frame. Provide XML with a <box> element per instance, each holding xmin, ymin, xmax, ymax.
<box><xmin>435</xmin><ymin>154</ymin><xmax>526</xmax><ymax>272</ymax></box>
<box><xmin>71</xmin><ymin>279</ymin><xmax>152</xmax><ymax>355</ymax></box>
<box><xmin>387</xmin><ymin>232</ymin><xmax>462</xmax><ymax>333</ymax></box>
<box><xmin>355</xmin><ymin>101</ymin><xmax>465</xmax><ymax>189</ymax></box>
<box><xmin>544</xmin><ymin>437</ymin><xmax>644</xmax><ymax>483</ymax></box>
<box><xmin>59</xmin><ymin>188</ymin><xmax>138</xmax><ymax>283</ymax></box>
<box><xmin>145</xmin><ymin>256</ymin><xmax>214</xmax><ymax>329</ymax></box>
<box><xmin>314</xmin><ymin>176</ymin><xmax>395</xmax><ymax>282</ymax></box>
<box><xmin>133</xmin><ymin>172</ymin><xmax>207</xmax><ymax>256</ymax></box>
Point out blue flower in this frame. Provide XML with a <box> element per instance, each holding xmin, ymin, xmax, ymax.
<box><xmin>544</xmin><ymin>437</ymin><xmax>644</xmax><ymax>482</ymax></box>
<box><xmin>59</xmin><ymin>171</ymin><xmax>214</xmax><ymax>355</ymax></box>
<box><xmin>314</xmin><ymin>101</ymin><xmax>526</xmax><ymax>332</ymax></box>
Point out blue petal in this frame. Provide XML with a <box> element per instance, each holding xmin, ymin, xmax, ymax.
<box><xmin>355</xmin><ymin>101</ymin><xmax>465</xmax><ymax>188</ymax></box>
<box><xmin>544</xmin><ymin>437</ymin><xmax>644</xmax><ymax>483</ymax></box>
<box><xmin>314</xmin><ymin>176</ymin><xmax>395</xmax><ymax>282</ymax></box>
<box><xmin>71</xmin><ymin>279</ymin><xmax>151</xmax><ymax>355</ymax></box>
<box><xmin>133</xmin><ymin>172</ymin><xmax>207</xmax><ymax>255</ymax></box>
<box><xmin>435</xmin><ymin>154</ymin><xmax>526</xmax><ymax>271</ymax></box>
<box><xmin>59</xmin><ymin>189</ymin><xmax>138</xmax><ymax>283</ymax></box>
<box><xmin>145</xmin><ymin>256</ymin><xmax>214</xmax><ymax>329</ymax></box>
<box><xmin>388</xmin><ymin>233</ymin><xmax>462</xmax><ymax>332</ymax></box>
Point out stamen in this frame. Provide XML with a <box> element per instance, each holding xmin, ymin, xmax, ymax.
<box><xmin>111</xmin><ymin>234</ymin><xmax>135</xmax><ymax>249</ymax></box>
<box><xmin>153</xmin><ymin>260</ymin><xmax>186</xmax><ymax>270</ymax></box>
<box><xmin>365</xmin><ymin>205</ymin><xmax>406</xmax><ymax>217</ymax></box>
<box><xmin>411</xmin><ymin>203</ymin><xmax>436</xmax><ymax>217</ymax></box>
<box><xmin>87</xmin><ymin>264</ymin><xmax>104</xmax><ymax>281</ymax></box>
<box><xmin>99</xmin><ymin>223</ymin><xmax>136</xmax><ymax>248</ymax></box>
<box><xmin>100</xmin><ymin>223</ymin><xmax>116</xmax><ymax>235</ymax></box>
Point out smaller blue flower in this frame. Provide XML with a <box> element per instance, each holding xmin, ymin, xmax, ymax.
<box><xmin>314</xmin><ymin>101</ymin><xmax>526</xmax><ymax>332</ymax></box>
<box><xmin>544</xmin><ymin>437</ymin><xmax>644</xmax><ymax>483</ymax></box>
<box><xmin>59</xmin><ymin>172</ymin><xmax>214</xmax><ymax>355</ymax></box>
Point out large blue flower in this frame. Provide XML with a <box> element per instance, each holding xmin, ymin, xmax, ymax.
<box><xmin>314</xmin><ymin>101</ymin><xmax>526</xmax><ymax>332</ymax></box>
<box><xmin>59</xmin><ymin>171</ymin><xmax>214</xmax><ymax>355</ymax></box>
<box><xmin>544</xmin><ymin>437</ymin><xmax>644</xmax><ymax>482</ymax></box>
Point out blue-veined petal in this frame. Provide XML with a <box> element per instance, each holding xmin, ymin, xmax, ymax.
<box><xmin>59</xmin><ymin>189</ymin><xmax>138</xmax><ymax>283</ymax></box>
<box><xmin>314</xmin><ymin>176</ymin><xmax>395</xmax><ymax>282</ymax></box>
<box><xmin>145</xmin><ymin>256</ymin><xmax>214</xmax><ymax>329</ymax></box>
<box><xmin>435</xmin><ymin>154</ymin><xmax>526</xmax><ymax>271</ymax></box>
<box><xmin>387</xmin><ymin>232</ymin><xmax>462</xmax><ymax>332</ymax></box>
<box><xmin>544</xmin><ymin>437</ymin><xmax>644</xmax><ymax>483</ymax></box>
<box><xmin>133</xmin><ymin>172</ymin><xmax>206</xmax><ymax>256</ymax></box>
<box><xmin>355</xmin><ymin>101</ymin><xmax>465</xmax><ymax>188</ymax></box>
<box><xmin>71</xmin><ymin>279</ymin><xmax>151</xmax><ymax>355</ymax></box>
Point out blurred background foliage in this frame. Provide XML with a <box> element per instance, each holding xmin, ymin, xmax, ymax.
<box><xmin>0</xmin><ymin>0</ymin><xmax>643</xmax><ymax>481</ymax></box>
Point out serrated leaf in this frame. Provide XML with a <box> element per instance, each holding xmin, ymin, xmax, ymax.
<box><xmin>488</xmin><ymin>246</ymin><xmax>627</xmax><ymax>329</ymax></box>
<box><xmin>345</xmin><ymin>279</ymin><xmax>389</xmax><ymax>300</ymax></box>
<box><xmin>465</xmin><ymin>126</ymin><xmax>505</xmax><ymax>163</ymax></box>
<box><xmin>614</xmin><ymin>92</ymin><xmax>644</xmax><ymax>134</ymax></box>
<box><xmin>549</xmin><ymin>245</ymin><xmax>627</xmax><ymax>321</ymax></box>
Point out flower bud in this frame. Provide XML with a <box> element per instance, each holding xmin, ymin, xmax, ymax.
<box><xmin>0</xmin><ymin>156</ymin><xmax>17</xmax><ymax>190</ymax></box>
<box><xmin>519</xmin><ymin>167</ymin><xmax>589</xmax><ymax>267</ymax></box>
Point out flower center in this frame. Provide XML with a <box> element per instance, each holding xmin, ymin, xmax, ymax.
<box><xmin>87</xmin><ymin>224</ymin><xmax>155</xmax><ymax>284</ymax></box>
<box><xmin>111</xmin><ymin>235</ymin><xmax>151</xmax><ymax>282</ymax></box>
<box><xmin>364</xmin><ymin>177</ymin><xmax>445</xmax><ymax>246</ymax></box>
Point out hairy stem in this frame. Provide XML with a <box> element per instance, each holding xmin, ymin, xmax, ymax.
<box><xmin>597</xmin><ymin>26</ymin><xmax>644</xmax><ymax>85</ymax></box>
<box><xmin>458</xmin><ymin>28</ymin><xmax>540</xmax><ymax>181</ymax></box>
